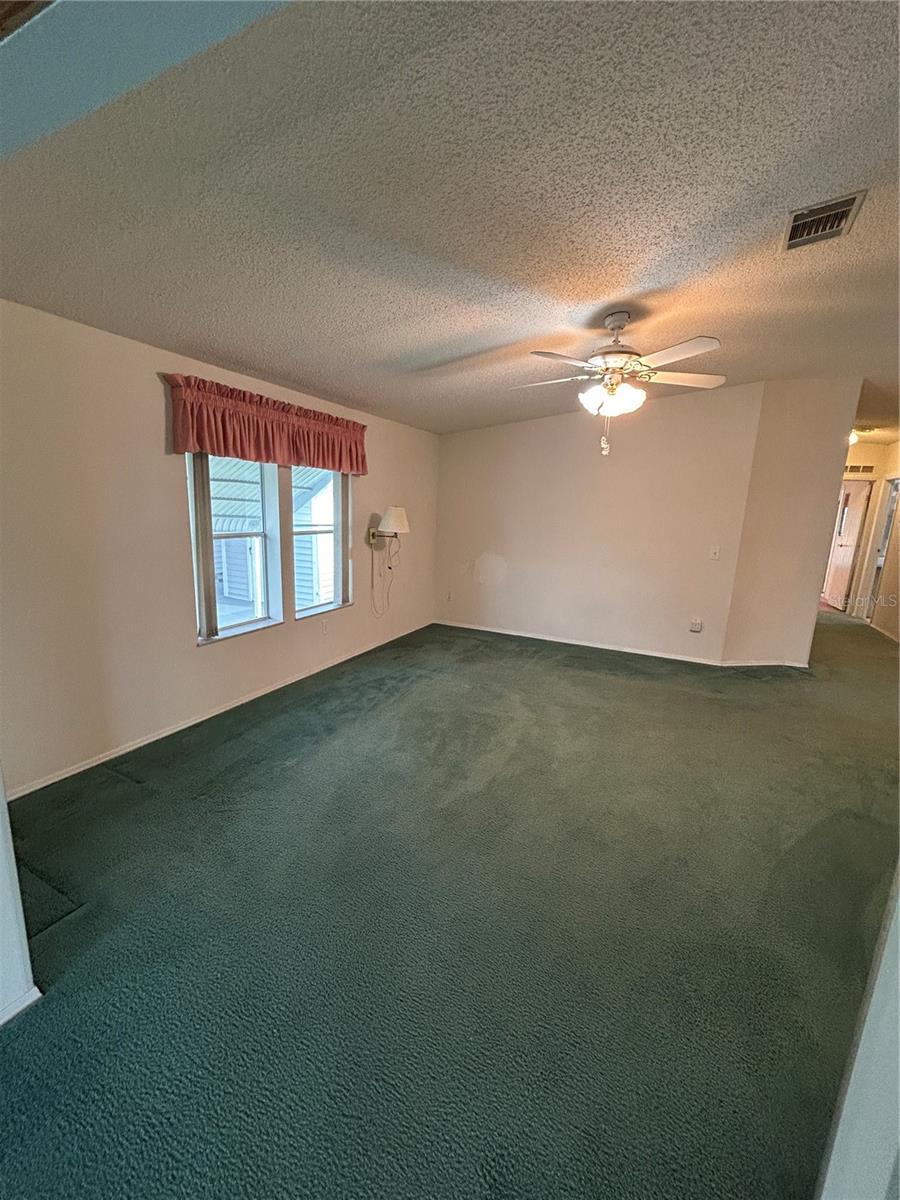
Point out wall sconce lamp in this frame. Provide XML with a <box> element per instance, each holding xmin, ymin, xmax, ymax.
<box><xmin>367</xmin><ymin>506</ymin><xmax>410</xmax><ymax>546</ymax></box>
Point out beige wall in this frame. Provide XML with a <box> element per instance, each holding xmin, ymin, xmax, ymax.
<box><xmin>722</xmin><ymin>378</ymin><xmax>861</xmax><ymax>665</ymax></box>
<box><xmin>844</xmin><ymin>441</ymin><xmax>893</xmax><ymax>475</ymax></box>
<box><xmin>0</xmin><ymin>301</ymin><xmax>439</xmax><ymax>796</ymax></box>
<box><xmin>436</xmin><ymin>383</ymin><xmax>764</xmax><ymax>664</ymax></box>
<box><xmin>0</xmin><ymin>297</ymin><xmax>872</xmax><ymax>793</ymax></box>
<box><xmin>436</xmin><ymin>378</ymin><xmax>861</xmax><ymax>668</ymax></box>
<box><xmin>819</xmin><ymin>892</ymin><xmax>899</xmax><ymax>1200</ymax></box>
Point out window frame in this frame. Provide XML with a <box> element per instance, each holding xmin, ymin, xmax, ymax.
<box><xmin>187</xmin><ymin>452</ymin><xmax>283</xmax><ymax>643</ymax></box>
<box><xmin>291</xmin><ymin>468</ymin><xmax>351</xmax><ymax>619</ymax></box>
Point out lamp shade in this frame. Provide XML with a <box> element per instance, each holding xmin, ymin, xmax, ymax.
<box><xmin>378</xmin><ymin>506</ymin><xmax>410</xmax><ymax>535</ymax></box>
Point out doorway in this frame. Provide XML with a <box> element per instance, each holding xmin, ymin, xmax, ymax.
<box><xmin>867</xmin><ymin>479</ymin><xmax>900</xmax><ymax>625</ymax></box>
<box><xmin>822</xmin><ymin>479</ymin><xmax>872</xmax><ymax>611</ymax></box>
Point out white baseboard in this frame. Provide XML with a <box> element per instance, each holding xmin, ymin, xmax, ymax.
<box><xmin>437</xmin><ymin>620</ymin><xmax>809</xmax><ymax>670</ymax></box>
<box><xmin>719</xmin><ymin>659</ymin><xmax>809</xmax><ymax>668</ymax></box>
<box><xmin>7</xmin><ymin>621</ymin><xmax>430</xmax><ymax>802</ymax></box>
<box><xmin>0</xmin><ymin>986</ymin><xmax>41</xmax><ymax>1028</ymax></box>
<box><xmin>6</xmin><ymin>617</ymin><xmax>817</xmax><ymax>800</ymax></box>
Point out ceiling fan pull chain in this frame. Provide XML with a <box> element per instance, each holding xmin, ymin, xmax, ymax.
<box><xmin>600</xmin><ymin>414</ymin><xmax>611</xmax><ymax>456</ymax></box>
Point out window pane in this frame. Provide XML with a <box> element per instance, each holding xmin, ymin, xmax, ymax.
<box><xmin>294</xmin><ymin>532</ymin><xmax>334</xmax><ymax>611</ymax></box>
<box><xmin>292</xmin><ymin>467</ymin><xmax>334</xmax><ymax>530</ymax></box>
<box><xmin>214</xmin><ymin>535</ymin><xmax>267</xmax><ymax>628</ymax></box>
<box><xmin>210</xmin><ymin>456</ymin><xmax>264</xmax><ymax>534</ymax></box>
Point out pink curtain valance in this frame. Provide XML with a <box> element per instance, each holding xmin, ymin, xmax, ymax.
<box><xmin>165</xmin><ymin>374</ymin><xmax>368</xmax><ymax>475</ymax></box>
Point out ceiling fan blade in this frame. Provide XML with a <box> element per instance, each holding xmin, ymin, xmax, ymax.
<box><xmin>641</xmin><ymin>336</ymin><xmax>721</xmax><ymax>369</ymax></box>
<box><xmin>649</xmin><ymin>371</ymin><xmax>727</xmax><ymax>389</ymax></box>
<box><xmin>531</xmin><ymin>350</ymin><xmax>596</xmax><ymax>369</ymax></box>
<box><xmin>510</xmin><ymin>375</ymin><xmax>591</xmax><ymax>390</ymax></box>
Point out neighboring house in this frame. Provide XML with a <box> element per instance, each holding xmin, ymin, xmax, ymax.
<box><xmin>209</xmin><ymin>458</ymin><xmax>336</xmax><ymax>627</ymax></box>
<box><xmin>291</xmin><ymin>466</ymin><xmax>335</xmax><ymax>611</ymax></box>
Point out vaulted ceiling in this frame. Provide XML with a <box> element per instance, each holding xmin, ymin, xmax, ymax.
<box><xmin>1</xmin><ymin>2</ymin><xmax>897</xmax><ymax>435</ymax></box>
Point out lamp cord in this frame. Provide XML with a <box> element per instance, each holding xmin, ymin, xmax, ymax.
<box><xmin>370</xmin><ymin>536</ymin><xmax>400</xmax><ymax>617</ymax></box>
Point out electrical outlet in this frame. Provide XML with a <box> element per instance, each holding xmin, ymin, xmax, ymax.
<box><xmin>709</xmin><ymin>545</ymin><xmax>720</xmax><ymax>560</ymax></box>
<box><xmin>321</xmin><ymin>619</ymin><xmax>329</xmax><ymax>635</ymax></box>
<box><xmin>689</xmin><ymin>618</ymin><xmax>703</xmax><ymax>633</ymax></box>
<box><xmin>446</xmin><ymin>589</ymin><xmax>452</xmax><ymax>603</ymax></box>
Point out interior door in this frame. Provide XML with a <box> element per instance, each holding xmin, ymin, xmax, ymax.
<box><xmin>867</xmin><ymin>479</ymin><xmax>900</xmax><ymax>620</ymax></box>
<box><xmin>870</xmin><ymin>487</ymin><xmax>899</xmax><ymax>639</ymax></box>
<box><xmin>823</xmin><ymin>480</ymin><xmax>872</xmax><ymax>610</ymax></box>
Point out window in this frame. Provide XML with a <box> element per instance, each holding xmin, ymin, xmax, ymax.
<box><xmin>188</xmin><ymin>454</ymin><xmax>282</xmax><ymax>640</ymax></box>
<box><xmin>292</xmin><ymin>466</ymin><xmax>350</xmax><ymax>616</ymax></box>
<box><xmin>186</xmin><ymin>455</ymin><xmax>349</xmax><ymax>640</ymax></box>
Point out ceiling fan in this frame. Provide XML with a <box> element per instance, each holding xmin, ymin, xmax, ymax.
<box><xmin>516</xmin><ymin>311</ymin><xmax>725</xmax><ymax>452</ymax></box>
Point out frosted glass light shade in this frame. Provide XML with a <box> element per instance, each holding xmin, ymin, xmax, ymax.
<box><xmin>378</xmin><ymin>506</ymin><xmax>410</xmax><ymax>535</ymax></box>
<box><xmin>577</xmin><ymin>384</ymin><xmax>607</xmax><ymax>415</ymax></box>
<box><xmin>578</xmin><ymin>381</ymin><xmax>646</xmax><ymax>417</ymax></box>
<box><xmin>601</xmin><ymin>382</ymin><xmax>646</xmax><ymax>416</ymax></box>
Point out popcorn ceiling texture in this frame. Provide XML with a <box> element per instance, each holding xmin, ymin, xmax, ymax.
<box><xmin>1</xmin><ymin>615</ymin><xmax>897</xmax><ymax>1198</ymax></box>
<box><xmin>0</xmin><ymin>1</ymin><xmax>897</xmax><ymax>434</ymax></box>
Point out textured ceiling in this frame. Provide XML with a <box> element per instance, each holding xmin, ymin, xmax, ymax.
<box><xmin>1</xmin><ymin>1</ymin><xmax>897</xmax><ymax>435</ymax></box>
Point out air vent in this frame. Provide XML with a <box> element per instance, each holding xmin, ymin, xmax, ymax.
<box><xmin>846</xmin><ymin>464</ymin><xmax>875</xmax><ymax>474</ymax></box>
<box><xmin>785</xmin><ymin>191</ymin><xmax>865</xmax><ymax>250</ymax></box>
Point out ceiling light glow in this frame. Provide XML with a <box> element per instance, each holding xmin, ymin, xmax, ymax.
<box><xmin>578</xmin><ymin>384</ymin><xmax>609</xmax><ymax>415</ymax></box>
<box><xmin>578</xmin><ymin>386</ymin><xmax>648</xmax><ymax>420</ymax></box>
<box><xmin>601</xmin><ymin>382</ymin><xmax>646</xmax><ymax>415</ymax></box>
<box><xmin>579</xmin><ymin>380</ymin><xmax>647</xmax><ymax>417</ymax></box>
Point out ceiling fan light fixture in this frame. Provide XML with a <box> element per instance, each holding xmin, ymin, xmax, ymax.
<box><xmin>577</xmin><ymin>383</ymin><xmax>609</xmax><ymax>415</ymax></box>
<box><xmin>587</xmin><ymin>349</ymin><xmax>639</xmax><ymax>370</ymax></box>
<box><xmin>531</xmin><ymin>314</ymin><xmax>723</xmax><ymax>449</ymax></box>
<box><xmin>578</xmin><ymin>380</ymin><xmax>646</xmax><ymax>417</ymax></box>
<box><xmin>600</xmin><ymin>381</ymin><xmax>646</xmax><ymax>416</ymax></box>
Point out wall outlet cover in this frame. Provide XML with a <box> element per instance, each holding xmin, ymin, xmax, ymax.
<box><xmin>689</xmin><ymin>618</ymin><xmax>704</xmax><ymax>633</ymax></box>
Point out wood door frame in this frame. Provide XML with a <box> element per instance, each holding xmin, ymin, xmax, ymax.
<box><xmin>846</xmin><ymin>473</ymin><xmax>900</xmax><ymax>622</ymax></box>
<box><xmin>866</xmin><ymin>476</ymin><xmax>900</xmax><ymax>624</ymax></box>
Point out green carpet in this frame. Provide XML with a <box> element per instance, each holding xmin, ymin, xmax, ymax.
<box><xmin>2</xmin><ymin>614</ymin><xmax>897</xmax><ymax>1199</ymax></box>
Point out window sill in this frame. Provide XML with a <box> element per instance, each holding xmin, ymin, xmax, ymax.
<box><xmin>197</xmin><ymin>616</ymin><xmax>284</xmax><ymax>646</ymax></box>
<box><xmin>295</xmin><ymin>600</ymin><xmax>353</xmax><ymax>622</ymax></box>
